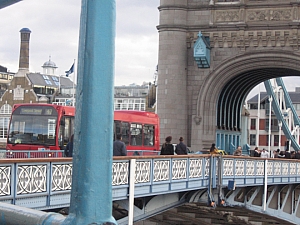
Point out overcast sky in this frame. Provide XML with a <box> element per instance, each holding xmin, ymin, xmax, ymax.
<box><xmin>0</xmin><ymin>0</ymin><xmax>159</xmax><ymax>86</ymax></box>
<box><xmin>1</xmin><ymin>0</ymin><xmax>299</xmax><ymax>97</ymax></box>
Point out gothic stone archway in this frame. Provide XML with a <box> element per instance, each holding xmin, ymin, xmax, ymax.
<box><xmin>157</xmin><ymin>0</ymin><xmax>300</xmax><ymax>151</ymax></box>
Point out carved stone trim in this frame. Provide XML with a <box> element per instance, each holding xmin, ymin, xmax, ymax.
<box><xmin>215</xmin><ymin>10</ymin><xmax>240</xmax><ymax>22</ymax></box>
<box><xmin>248</xmin><ymin>8</ymin><xmax>292</xmax><ymax>21</ymax></box>
<box><xmin>194</xmin><ymin>116</ymin><xmax>202</xmax><ymax>125</ymax></box>
<box><xmin>205</xmin><ymin>30</ymin><xmax>297</xmax><ymax>49</ymax></box>
<box><xmin>213</xmin><ymin>8</ymin><xmax>293</xmax><ymax>23</ymax></box>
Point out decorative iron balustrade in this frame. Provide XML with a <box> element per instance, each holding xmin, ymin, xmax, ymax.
<box><xmin>0</xmin><ymin>156</ymin><xmax>300</xmax><ymax>210</ymax></box>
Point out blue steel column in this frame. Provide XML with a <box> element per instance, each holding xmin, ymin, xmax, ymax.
<box><xmin>63</xmin><ymin>0</ymin><xmax>116</xmax><ymax>224</ymax></box>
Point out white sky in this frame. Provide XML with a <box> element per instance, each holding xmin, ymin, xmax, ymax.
<box><xmin>0</xmin><ymin>0</ymin><xmax>159</xmax><ymax>86</ymax></box>
<box><xmin>0</xmin><ymin>0</ymin><xmax>299</xmax><ymax>96</ymax></box>
<box><xmin>247</xmin><ymin>77</ymin><xmax>300</xmax><ymax>100</ymax></box>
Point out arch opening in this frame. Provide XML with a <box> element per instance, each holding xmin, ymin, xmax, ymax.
<box><xmin>217</xmin><ymin>68</ymin><xmax>300</xmax><ymax>132</ymax></box>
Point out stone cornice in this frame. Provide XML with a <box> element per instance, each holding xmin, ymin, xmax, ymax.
<box><xmin>157</xmin><ymin>25</ymin><xmax>188</xmax><ymax>32</ymax></box>
<box><xmin>158</xmin><ymin>5</ymin><xmax>188</xmax><ymax>11</ymax></box>
<box><xmin>159</xmin><ymin>1</ymin><xmax>300</xmax><ymax>11</ymax></box>
<box><xmin>206</xmin><ymin>30</ymin><xmax>300</xmax><ymax>49</ymax></box>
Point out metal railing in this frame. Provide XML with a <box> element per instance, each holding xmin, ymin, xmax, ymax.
<box><xmin>0</xmin><ymin>150</ymin><xmax>65</xmax><ymax>158</ymax></box>
<box><xmin>1</xmin><ymin>150</ymin><xmax>158</xmax><ymax>158</ymax></box>
<box><xmin>1</xmin><ymin>155</ymin><xmax>300</xmax><ymax>209</ymax></box>
<box><xmin>126</xmin><ymin>150</ymin><xmax>160</xmax><ymax>156</ymax></box>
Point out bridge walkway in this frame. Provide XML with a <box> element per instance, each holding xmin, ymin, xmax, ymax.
<box><xmin>0</xmin><ymin>155</ymin><xmax>299</xmax><ymax>224</ymax></box>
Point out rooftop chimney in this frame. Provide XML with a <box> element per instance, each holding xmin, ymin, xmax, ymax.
<box><xmin>18</xmin><ymin>28</ymin><xmax>31</xmax><ymax>72</ymax></box>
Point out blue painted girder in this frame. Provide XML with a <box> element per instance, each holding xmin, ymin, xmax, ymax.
<box><xmin>0</xmin><ymin>0</ymin><xmax>21</xmax><ymax>9</ymax></box>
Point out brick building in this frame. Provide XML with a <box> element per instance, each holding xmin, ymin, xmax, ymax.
<box><xmin>247</xmin><ymin>89</ymin><xmax>300</xmax><ymax>151</ymax></box>
<box><xmin>0</xmin><ymin>28</ymin><xmax>75</xmax><ymax>146</ymax></box>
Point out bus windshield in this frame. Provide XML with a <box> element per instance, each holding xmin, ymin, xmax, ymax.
<box><xmin>7</xmin><ymin>106</ymin><xmax>58</xmax><ymax>146</ymax></box>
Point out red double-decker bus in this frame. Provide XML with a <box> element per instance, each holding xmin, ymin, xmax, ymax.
<box><xmin>114</xmin><ymin>110</ymin><xmax>160</xmax><ymax>155</ymax></box>
<box><xmin>6</xmin><ymin>104</ymin><xmax>75</xmax><ymax>157</ymax></box>
<box><xmin>6</xmin><ymin>104</ymin><xmax>160</xmax><ymax>157</ymax></box>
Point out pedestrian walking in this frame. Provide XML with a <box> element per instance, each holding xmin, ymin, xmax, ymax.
<box><xmin>64</xmin><ymin>134</ymin><xmax>74</xmax><ymax>157</ymax></box>
<box><xmin>175</xmin><ymin>137</ymin><xmax>188</xmax><ymax>155</ymax></box>
<box><xmin>113</xmin><ymin>133</ymin><xmax>127</xmax><ymax>156</ymax></box>
<box><xmin>160</xmin><ymin>136</ymin><xmax>174</xmax><ymax>155</ymax></box>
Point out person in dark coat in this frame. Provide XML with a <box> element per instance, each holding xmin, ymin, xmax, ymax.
<box><xmin>160</xmin><ymin>136</ymin><xmax>174</xmax><ymax>155</ymax></box>
<box><xmin>65</xmin><ymin>134</ymin><xmax>74</xmax><ymax>157</ymax></box>
<box><xmin>113</xmin><ymin>134</ymin><xmax>127</xmax><ymax>156</ymax></box>
<box><xmin>175</xmin><ymin>137</ymin><xmax>188</xmax><ymax>155</ymax></box>
<box><xmin>253</xmin><ymin>147</ymin><xmax>261</xmax><ymax>157</ymax></box>
<box><xmin>278</xmin><ymin>150</ymin><xmax>286</xmax><ymax>158</ymax></box>
<box><xmin>285</xmin><ymin>151</ymin><xmax>291</xmax><ymax>159</ymax></box>
<box><xmin>295</xmin><ymin>151</ymin><xmax>300</xmax><ymax>159</ymax></box>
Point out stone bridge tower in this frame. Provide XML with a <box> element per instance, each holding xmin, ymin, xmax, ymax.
<box><xmin>157</xmin><ymin>0</ymin><xmax>300</xmax><ymax>151</ymax></box>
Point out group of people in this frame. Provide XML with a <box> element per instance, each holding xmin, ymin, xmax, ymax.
<box><xmin>66</xmin><ymin>134</ymin><xmax>300</xmax><ymax>159</ymax></box>
<box><xmin>112</xmin><ymin>134</ymin><xmax>188</xmax><ymax>156</ymax></box>
<box><xmin>253</xmin><ymin>147</ymin><xmax>300</xmax><ymax>159</ymax></box>
<box><xmin>160</xmin><ymin>136</ymin><xmax>188</xmax><ymax>155</ymax></box>
<box><xmin>253</xmin><ymin>147</ymin><xmax>269</xmax><ymax>158</ymax></box>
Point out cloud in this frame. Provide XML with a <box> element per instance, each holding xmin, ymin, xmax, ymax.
<box><xmin>0</xmin><ymin>0</ymin><xmax>159</xmax><ymax>86</ymax></box>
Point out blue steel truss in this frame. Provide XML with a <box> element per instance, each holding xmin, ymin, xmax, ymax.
<box><xmin>264</xmin><ymin>78</ymin><xmax>300</xmax><ymax>151</ymax></box>
<box><xmin>0</xmin><ymin>0</ymin><xmax>21</xmax><ymax>9</ymax></box>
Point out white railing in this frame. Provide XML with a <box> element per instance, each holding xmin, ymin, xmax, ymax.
<box><xmin>0</xmin><ymin>155</ymin><xmax>300</xmax><ymax>210</ymax></box>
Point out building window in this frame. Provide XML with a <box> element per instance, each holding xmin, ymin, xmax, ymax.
<box><xmin>265</xmin><ymin>119</ymin><xmax>279</xmax><ymax>131</ymax></box>
<box><xmin>265</xmin><ymin>135</ymin><xmax>269</xmax><ymax>146</ymax></box>
<box><xmin>0</xmin><ymin>104</ymin><xmax>12</xmax><ymax>114</ymax></box>
<box><xmin>274</xmin><ymin>135</ymin><xmax>279</xmax><ymax>146</ymax></box>
<box><xmin>0</xmin><ymin>117</ymin><xmax>9</xmax><ymax>139</ymax></box>
<box><xmin>115</xmin><ymin>104</ymin><xmax>121</xmax><ymax>110</ymax></box>
<box><xmin>130</xmin><ymin>123</ymin><xmax>142</xmax><ymax>146</ymax></box>
<box><xmin>250</xmin><ymin>134</ymin><xmax>256</xmax><ymax>145</ymax></box>
<box><xmin>128</xmin><ymin>104</ymin><xmax>133</xmax><ymax>110</ymax></box>
<box><xmin>0</xmin><ymin>104</ymin><xmax>12</xmax><ymax>139</ymax></box>
<box><xmin>250</xmin><ymin>118</ymin><xmax>256</xmax><ymax>130</ymax></box>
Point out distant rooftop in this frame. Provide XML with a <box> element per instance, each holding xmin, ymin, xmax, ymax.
<box><xmin>42</xmin><ymin>59</ymin><xmax>57</xmax><ymax>68</ymax></box>
<box><xmin>27</xmin><ymin>73</ymin><xmax>74</xmax><ymax>88</ymax></box>
<box><xmin>0</xmin><ymin>65</ymin><xmax>7</xmax><ymax>73</ymax></box>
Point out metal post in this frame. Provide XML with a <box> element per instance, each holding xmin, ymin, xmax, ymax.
<box><xmin>72</xmin><ymin>59</ymin><xmax>76</xmax><ymax>106</ymax></box>
<box><xmin>263</xmin><ymin>159</ymin><xmax>268</xmax><ymax>211</ymax></box>
<box><xmin>268</xmin><ymin>96</ymin><xmax>272</xmax><ymax>154</ymax></box>
<box><xmin>256</xmin><ymin>84</ymin><xmax>260</xmax><ymax>148</ymax></box>
<box><xmin>278</xmin><ymin>121</ymin><xmax>282</xmax><ymax>151</ymax></box>
<box><xmin>63</xmin><ymin>0</ymin><xmax>117</xmax><ymax>224</ymax></box>
<box><xmin>128</xmin><ymin>159</ymin><xmax>136</xmax><ymax>224</ymax></box>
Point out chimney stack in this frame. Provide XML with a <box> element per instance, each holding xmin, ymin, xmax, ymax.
<box><xmin>18</xmin><ymin>28</ymin><xmax>31</xmax><ymax>72</ymax></box>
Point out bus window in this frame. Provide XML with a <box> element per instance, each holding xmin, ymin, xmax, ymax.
<box><xmin>143</xmin><ymin>125</ymin><xmax>154</xmax><ymax>146</ymax></box>
<box><xmin>114</xmin><ymin>121</ymin><xmax>130</xmax><ymax>145</ymax></box>
<box><xmin>114</xmin><ymin>120</ymin><xmax>121</xmax><ymax>141</ymax></box>
<box><xmin>8</xmin><ymin>113</ymin><xmax>57</xmax><ymax>146</ymax></box>
<box><xmin>58</xmin><ymin>116</ymin><xmax>75</xmax><ymax>149</ymax></box>
<box><xmin>130</xmin><ymin>123</ymin><xmax>142</xmax><ymax>146</ymax></box>
<box><xmin>64</xmin><ymin>117</ymin><xmax>74</xmax><ymax>144</ymax></box>
<box><xmin>121</xmin><ymin>122</ymin><xmax>130</xmax><ymax>145</ymax></box>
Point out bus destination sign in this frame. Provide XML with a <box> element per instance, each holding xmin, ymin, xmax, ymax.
<box><xmin>20</xmin><ymin>108</ymin><xmax>43</xmax><ymax>115</ymax></box>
